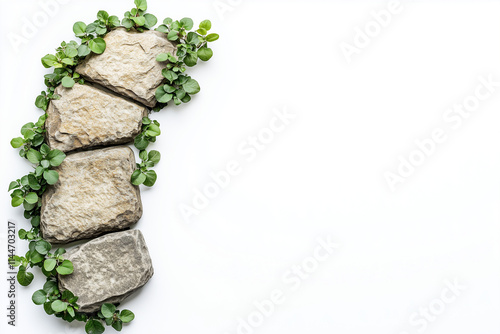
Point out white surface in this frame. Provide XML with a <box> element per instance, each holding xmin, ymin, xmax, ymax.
<box><xmin>1</xmin><ymin>1</ymin><xmax>499</xmax><ymax>333</ymax></box>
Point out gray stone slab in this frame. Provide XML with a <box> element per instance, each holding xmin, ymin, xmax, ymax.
<box><xmin>46</xmin><ymin>83</ymin><xmax>148</xmax><ymax>153</ymax></box>
<box><xmin>76</xmin><ymin>27</ymin><xmax>176</xmax><ymax>107</ymax></box>
<box><xmin>40</xmin><ymin>146</ymin><xmax>142</xmax><ymax>244</ymax></box>
<box><xmin>58</xmin><ymin>230</ymin><xmax>154</xmax><ymax>313</ymax></box>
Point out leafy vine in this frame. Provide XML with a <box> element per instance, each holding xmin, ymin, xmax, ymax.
<box><xmin>8</xmin><ymin>0</ymin><xmax>217</xmax><ymax>333</ymax></box>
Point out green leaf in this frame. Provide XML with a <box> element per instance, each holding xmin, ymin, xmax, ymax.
<box><xmin>156</xmin><ymin>53</ymin><xmax>169</xmax><ymax>62</ymax></box>
<box><xmin>148</xmin><ymin>150</ymin><xmax>161</xmax><ymax>164</ymax></box>
<box><xmin>206</xmin><ymin>33</ymin><xmax>219</xmax><ymax>42</ymax></box>
<box><xmin>78</xmin><ymin>44</ymin><xmax>91</xmax><ymax>57</ymax></box>
<box><xmin>47</xmin><ymin>149</ymin><xmax>66</xmax><ymax>167</ymax></box>
<box><xmin>41</xmin><ymin>54</ymin><xmax>60</xmax><ymax>68</ymax></box>
<box><xmin>183</xmin><ymin>78</ymin><xmax>201</xmax><ymax>94</ymax></box>
<box><xmin>31</xmin><ymin>215</ymin><xmax>41</xmax><ymax>227</ymax></box>
<box><xmin>180</xmin><ymin>17</ymin><xmax>194</xmax><ymax>30</ymax></box>
<box><xmin>97</xmin><ymin>10</ymin><xmax>109</xmax><ymax>22</ymax></box>
<box><xmin>186</xmin><ymin>32</ymin><xmax>199</xmax><ymax>45</ymax></box>
<box><xmin>146</xmin><ymin>123</ymin><xmax>161</xmax><ymax>137</ymax></box>
<box><xmin>28</xmin><ymin>174</ymin><xmax>41</xmax><ymax>190</ymax></box>
<box><xmin>184</xmin><ymin>53</ymin><xmax>198</xmax><ymax>67</ymax></box>
<box><xmin>119</xmin><ymin>310</ymin><xmax>135</xmax><ymax>323</ymax></box>
<box><xmin>163</xmin><ymin>17</ymin><xmax>173</xmax><ymax>25</ymax></box>
<box><xmin>101</xmin><ymin>303</ymin><xmax>116</xmax><ymax>318</ymax></box>
<box><xmin>132</xmin><ymin>16</ymin><xmax>146</xmax><ymax>26</ymax></box>
<box><xmin>86</xmin><ymin>22</ymin><xmax>97</xmax><ymax>33</ymax></box>
<box><xmin>197</xmin><ymin>47</ymin><xmax>213</xmax><ymax>61</ymax></box>
<box><xmin>17</xmin><ymin>269</ymin><xmax>34</xmax><ymax>286</ymax></box>
<box><xmin>89</xmin><ymin>38</ymin><xmax>106</xmax><ymax>54</ymax></box>
<box><xmin>35</xmin><ymin>95</ymin><xmax>49</xmax><ymax>110</ymax></box>
<box><xmin>134</xmin><ymin>136</ymin><xmax>149</xmax><ymax>150</ymax></box>
<box><xmin>56</xmin><ymin>260</ymin><xmax>74</xmax><ymax>275</ymax></box>
<box><xmin>122</xmin><ymin>18</ymin><xmax>134</xmax><ymax>29</ymax></box>
<box><xmin>155</xmin><ymin>86</ymin><xmax>173</xmax><ymax>103</ymax></box>
<box><xmin>44</xmin><ymin>258</ymin><xmax>57</xmax><ymax>272</ymax></box>
<box><xmin>30</xmin><ymin>251</ymin><xmax>44</xmax><ymax>264</ymax></box>
<box><xmin>8</xmin><ymin>181</ymin><xmax>18</xmax><ymax>191</ymax></box>
<box><xmin>143</xmin><ymin>170</ymin><xmax>157</xmax><ymax>187</ymax></box>
<box><xmin>199</xmin><ymin>20</ymin><xmax>212</xmax><ymax>31</ymax></box>
<box><xmin>108</xmin><ymin>15</ymin><xmax>121</xmax><ymax>27</ymax></box>
<box><xmin>197</xmin><ymin>28</ymin><xmax>207</xmax><ymax>36</ymax></box>
<box><xmin>144</xmin><ymin>13</ymin><xmax>157</xmax><ymax>28</ymax></box>
<box><xmin>167</xmin><ymin>30</ymin><xmax>179</xmax><ymax>41</ymax></box>
<box><xmin>112</xmin><ymin>320</ymin><xmax>123</xmax><ymax>331</ymax></box>
<box><xmin>162</xmin><ymin>69</ymin><xmax>178</xmax><ymax>82</ymax></box>
<box><xmin>43</xmin><ymin>170</ymin><xmax>59</xmax><ymax>185</ymax></box>
<box><xmin>11</xmin><ymin>195</ymin><xmax>24</xmax><ymax>207</ymax></box>
<box><xmin>35</xmin><ymin>240</ymin><xmax>52</xmax><ymax>255</ymax></box>
<box><xmin>134</xmin><ymin>0</ymin><xmax>148</xmax><ymax>10</ymax></box>
<box><xmin>164</xmin><ymin>85</ymin><xmax>176</xmax><ymax>93</ymax></box>
<box><xmin>51</xmin><ymin>300</ymin><xmax>68</xmax><ymax>313</ymax></box>
<box><xmin>11</xmin><ymin>137</ymin><xmax>24</xmax><ymax>148</ymax></box>
<box><xmin>43</xmin><ymin>280</ymin><xmax>58</xmax><ymax>294</ymax></box>
<box><xmin>86</xmin><ymin>319</ymin><xmax>105</xmax><ymax>334</ymax></box>
<box><xmin>27</xmin><ymin>149</ymin><xmax>43</xmax><ymax>164</ymax></box>
<box><xmin>44</xmin><ymin>302</ymin><xmax>55</xmax><ymax>315</ymax></box>
<box><xmin>65</xmin><ymin>46</ymin><xmax>78</xmax><ymax>58</ymax></box>
<box><xmin>61</xmin><ymin>76</ymin><xmax>75</xmax><ymax>88</ymax></box>
<box><xmin>25</xmin><ymin>192</ymin><xmax>38</xmax><ymax>204</ymax></box>
<box><xmin>73</xmin><ymin>21</ymin><xmax>87</xmax><ymax>37</ymax></box>
<box><xmin>67</xmin><ymin>306</ymin><xmax>75</xmax><ymax>317</ymax></box>
<box><xmin>131</xmin><ymin>170</ymin><xmax>146</xmax><ymax>185</ymax></box>
<box><xmin>32</xmin><ymin>289</ymin><xmax>47</xmax><ymax>305</ymax></box>
<box><xmin>139</xmin><ymin>150</ymin><xmax>148</xmax><ymax>161</ymax></box>
<box><xmin>156</xmin><ymin>24</ymin><xmax>168</xmax><ymax>33</ymax></box>
<box><xmin>40</xmin><ymin>143</ymin><xmax>50</xmax><ymax>155</ymax></box>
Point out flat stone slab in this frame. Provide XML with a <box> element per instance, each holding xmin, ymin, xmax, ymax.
<box><xmin>46</xmin><ymin>83</ymin><xmax>148</xmax><ymax>153</ymax></box>
<box><xmin>76</xmin><ymin>27</ymin><xmax>176</xmax><ymax>107</ymax></box>
<box><xmin>40</xmin><ymin>146</ymin><xmax>142</xmax><ymax>243</ymax></box>
<box><xmin>59</xmin><ymin>230</ymin><xmax>154</xmax><ymax>313</ymax></box>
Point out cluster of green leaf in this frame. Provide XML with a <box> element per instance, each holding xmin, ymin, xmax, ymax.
<box><xmin>153</xmin><ymin>18</ymin><xmax>218</xmax><ymax>110</ymax></box>
<box><xmin>131</xmin><ymin>149</ymin><xmax>161</xmax><ymax>187</ymax></box>
<box><xmin>86</xmin><ymin>303</ymin><xmax>135</xmax><ymax>333</ymax></box>
<box><xmin>132</xmin><ymin>117</ymin><xmax>161</xmax><ymax>187</ymax></box>
<box><xmin>9</xmin><ymin>113</ymin><xmax>64</xmax><ymax>250</ymax></box>
<box><xmin>10</xmin><ymin>114</ymin><xmax>47</xmax><ymax>157</ymax></box>
<box><xmin>9</xmin><ymin>242</ymin><xmax>73</xmax><ymax>285</ymax></box>
<box><xmin>134</xmin><ymin>117</ymin><xmax>161</xmax><ymax>150</ymax></box>
<box><xmin>36</xmin><ymin>8</ymin><xmax>120</xmax><ymax>110</ymax></box>
<box><xmin>122</xmin><ymin>0</ymin><xmax>157</xmax><ymax>31</ymax></box>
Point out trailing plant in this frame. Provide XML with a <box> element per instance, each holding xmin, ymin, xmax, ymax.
<box><xmin>153</xmin><ymin>17</ymin><xmax>219</xmax><ymax>110</ymax></box>
<box><xmin>9</xmin><ymin>1</ymin><xmax>217</xmax><ymax>332</ymax></box>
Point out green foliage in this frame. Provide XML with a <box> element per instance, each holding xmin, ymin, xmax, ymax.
<box><xmin>131</xmin><ymin>149</ymin><xmax>161</xmax><ymax>187</ymax></box>
<box><xmin>134</xmin><ymin>117</ymin><xmax>161</xmax><ymax>150</ymax></box>
<box><xmin>153</xmin><ymin>18</ymin><xmax>218</xmax><ymax>109</ymax></box>
<box><xmin>82</xmin><ymin>304</ymin><xmax>135</xmax><ymax>334</ymax></box>
<box><xmin>10</xmin><ymin>2</ymin><xmax>218</xmax><ymax>333</ymax></box>
<box><xmin>122</xmin><ymin>0</ymin><xmax>157</xmax><ymax>31</ymax></box>
<box><xmin>35</xmin><ymin>8</ymin><xmax>121</xmax><ymax>111</ymax></box>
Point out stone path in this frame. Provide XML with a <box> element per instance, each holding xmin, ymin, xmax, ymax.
<box><xmin>40</xmin><ymin>28</ymin><xmax>176</xmax><ymax>311</ymax></box>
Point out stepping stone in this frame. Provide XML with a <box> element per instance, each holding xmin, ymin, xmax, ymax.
<box><xmin>46</xmin><ymin>83</ymin><xmax>148</xmax><ymax>153</ymax></box>
<box><xmin>76</xmin><ymin>27</ymin><xmax>176</xmax><ymax>107</ymax></box>
<box><xmin>58</xmin><ymin>230</ymin><xmax>154</xmax><ymax>313</ymax></box>
<box><xmin>40</xmin><ymin>146</ymin><xmax>142</xmax><ymax>244</ymax></box>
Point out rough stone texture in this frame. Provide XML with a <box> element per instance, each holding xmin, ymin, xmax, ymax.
<box><xmin>40</xmin><ymin>146</ymin><xmax>142</xmax><ymax>244</ymax></box>
<box><xmin>58</xmin><ymin>230</ymin><xmax>154</xmax><ymax>313</ymax></box>
<box><xmin>46</xmin><ymin>83</ymin><xmax>148</xmax><ymax>153</ymax></box>
<box><xmin>76</xmin><ymin>27</ymin><xmax>176</xmax><ymax>107</ymax></box>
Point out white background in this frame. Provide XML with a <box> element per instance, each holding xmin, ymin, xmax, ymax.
<box><xmin>1</xmin><ymin>0</ymin><xmax>499</xmax><ymax>333</ymax></box>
